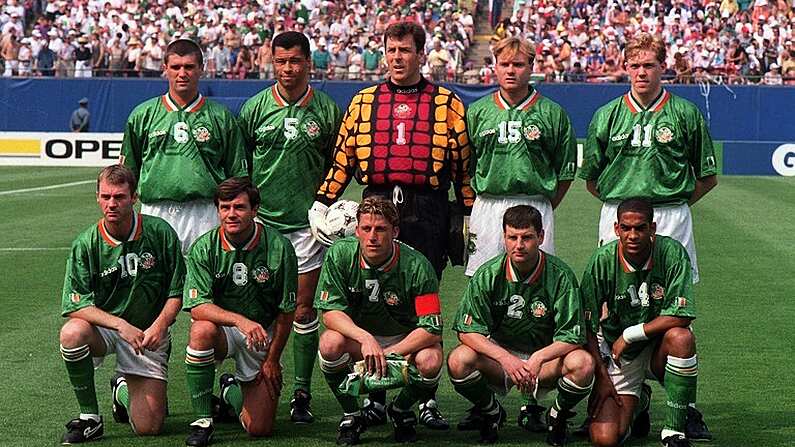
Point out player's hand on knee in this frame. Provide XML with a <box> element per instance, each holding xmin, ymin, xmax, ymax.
<box><xmin>141</xmin><ymin>321</ymin><xmax>168</xmax><ymax>351</ymax></box>
<box><xmin>238</xmin><ymin>319</ymin><xmax>269</xmax><ymax>351</ymax></box>
<box><xmin>308</xmin><ymin>201</ymin><xmax>334</xmax><ymax>246</ymax></box>
<box><xmin>119</xmin><ymin>322</ymin><xmax>145</xmax><ymax>355</ymax></box>
<box><xmin>589</xmin><ymin>372</ymin><xmax>622</xmax><ymax>418</ymax></box>
<box><xmin>259</xmin><ymin>359</ymin><xmax>283</xmax><ymax>399</ymax></box>
<box><xmin>360</xmin><ymin>336</ymin><xmax>386</xmax><ymax>378</ymax></box>
<box><xmin>611</xmin><ymin>336</ymin><xmax>628</xmax><ymax>367</ymax></box>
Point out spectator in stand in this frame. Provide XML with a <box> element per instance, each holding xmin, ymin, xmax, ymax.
<box><xmin>427</xmin><ymin>39</ymin><xmax>450</xmax><ymax>82</ymax></box>
<box><xmin>1</xmin><ymin>31</ymin><xmax>20</xmax><ymax>76</ymax></box>
<box><xmin>37</xmin><ymin>35</ymin><xmax>55</xmax><ymax>76</ymax></box>
<box><xmin>233</xmin><ymin>44</ymin><xmax>254</xmax><ymax>79</ymax></box>
<box><xmin>674</xmin><ymin>50</ymin><xmax>693</xmax><ymax>84</ymax></box>
<box><xmin>74</xmin><ymin>36</ymin><xmax>92</xmax><ymax>77</ymax></box>
<box><xmin>258</xmin><ymin>37</ymin><xmax>273</xmax><ymax>80</ymax></box>
<box><xmin>330</xmin><ymin>41</ymin><xmax>348</xmax><ymax>80</ymax></box>
<box><xmin>311</xmin><ymin>41</ymin><xmax>331</xmax><ymax>80</ymax></box>
<box><xmin>763</xmin><ymin>62</ymin><xmax>783</xmax><ymax>85</ymax></box>
<box><xmin>18</xmin><ymin>38</ymin><xmax>32</xmax><ymax>76</ymax></box>
<box><xmin>124</xmin><ymin>37</ymin><xmax>141</xmax><ymax>77</ymax></box>
<box><xmin>107</xmin><ymin>38</ymin><xmax>124</xmax><ymax>77</ymax></box>
<box><xmin>479</xmin><ymin>56</ymin><xmax>494</xmax><ymax>84</ymax></box>
<box><xmin>362</xmin><ymin>40</ymin><xmax>382</xmax><ymax>81</ymax></box>
<box><xmin>565</xmin><ymin>61</ymin><xmax>587</xmax><ymax>82</ymax></box>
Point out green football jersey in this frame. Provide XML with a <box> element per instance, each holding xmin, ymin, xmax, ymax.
<box><xmin>466</xmin><ymin>87</ymin><xmax>577</xmax><ymax>198</ymax></box>
<box><xmin>580</xmin><ymin>235</ymin><xmax>695</xmax><ymax>360</ymax></box>
<box><xmin>578</xmin><ymin>89</ymin><xmax>717</xmax><ymax>206</ymax></box>
<box><xmin>314</xmin><ymin>238</ymin><xmax>442</xmax><ymax>336</ymax></box>
<box><xmin>120</xmin><ymin>93</ymin><xmax>248</xmax><ymax>204</ymax></box>
<box><xmin>183</xmin><ymin>222</ymin><xmax>298</xmax><ymax>328</ymax></box>
<box><xmin>61</xmin><ymin>213</ymin><xmax>185</xmax><ymax>330</ymax></box>
<box><xmin>452</xmin><ymin>251</ymin><xmax>584</xmax><ymax>354</ymax></box>
<box><xmin>238</xmin><ymin>85</ymin><xmax>342</xmax><ymax>232</ymax></box>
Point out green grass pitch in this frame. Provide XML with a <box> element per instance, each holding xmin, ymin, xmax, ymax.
<box><xmin>0</xmin><ymin>166</ymin><xmax>793</xmax><ymax>446</ymax></box>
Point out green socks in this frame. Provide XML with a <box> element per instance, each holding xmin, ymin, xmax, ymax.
<box><xmin>292</xmin><ymin>318</ymin><xmax>320</xmax><ymax>394</ymax></box>
<box><xmin>185</xmin><ymin>347</ymin><xmax>215</xmax><ymax>420</ymax></box>
<box><xmin>61</xmin><ymin>344</ymin><xmax>99</xmax><ymax>415</ymax></box>
<box><xmin>663</xmin><ymin>354</ymin><xmax>698</xmax><ymax>435</ymax></box>
<box><xmin>319</xmin><ymin>352</ymin><xmax>359</xmax><ymax>414</ymax></box>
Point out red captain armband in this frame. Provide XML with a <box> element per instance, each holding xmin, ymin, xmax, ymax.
<box><xmin>415</xmin><ymin>293</ymin><xmax>441</xmax><ymax>316</ymax></box>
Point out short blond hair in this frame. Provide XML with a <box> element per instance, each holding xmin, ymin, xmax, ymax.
<box><xmin>492</xmin><ymin>37</ymin><xmax>535</xmax><ymax>64</ymax></box>
<box><xmin>357</xmin><ymin>197</ymin><xmax>399</xmax><ymax>228</ymax></box>
<box><xmin>624</xmin><ymin>33</ymin><xmax>666</xmax><ymax>64</ymax></box>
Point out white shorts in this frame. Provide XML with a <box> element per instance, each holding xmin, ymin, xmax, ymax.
<box><xmin>282</xmin><ymin>227</ymin><xmax>325</xmax><ymax>274</ymax></box>
<box><xmin>93</xmin><ymin>326</ymin><xmax>169</xmax><ymax>381</ymax></box>
<box><xmin>466</xmin><ymin>194</ymin><xmax>555</xmax><ymax>276</ymax></box>
<box><xmin>220</xmin><ymin>325</ymin><xmax>275</xmax><ymax>383</ymax></box>
<box><xmin>597</xmin><ymin>333</ymin><xmax>656</xmax><ymax>398</ymax></box>
<box><xmin>374</xmin><ymin>333</ymin><xmax>407</xmax><ymax>349</ymax></box>
<box><xmin>491</xmin><ymin>342</ymin><xmax>551</xmax><ymax>400</ymax></box>
<box><xmin>142</xmin><ymin>199</ymin><xmax>218</xmax><ymax>256</ymax></box>
<box><xmin>598</xmin><ymin>202</ymin><xmax>699</xmax><ymax>283</ymax></box>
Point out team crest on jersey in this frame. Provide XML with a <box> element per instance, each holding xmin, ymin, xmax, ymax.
<box><xmin>523</xmin><ymin>125</ymin><xmax>541</xmax><ymax>141</ymax></box>
<box><xmin>193</xmin><ymin>126</ymin><xmax>212</xmax><ymax>143</ymax></box>
<box><xmin>531</xmin><ymin>301</ymin><xmax>547</xmax><ymax>318</ymax></box>
<box><xmin>139</xmin><ymin>252</ymin><xmax>156</xmax><ymax>270</ymax></box>
<box><xmin>303</xmin><ymin>120</ymin><xmax>321</xmax><ymax>138</ymax></box>
<box><xmin>69</xmin><ymin>293</ymin><xmax>81</xmax><ymax>303</ymax></box>
<box><xmin>651</xmin><ymin>283</ymin><xmax>665</xmax><ymax>300</ymax></box>
<box><xmin>253</xmin><ymin>266</ymin><xmax>270</xmax><ymax>283</ymax></box>
<box><xmin>393</xmin><ymin>103</ymin><xmax>412</xmax><ymax>119</ymax></box>
<box><xmin>656</xmin><ymin>126</ymin><xmax>674</xmax><ymax>143</ymax></box>
<box><xmin>385</xmin><ymin>291</ymin><xmax>400</xmax><ymax>306</ymax></box>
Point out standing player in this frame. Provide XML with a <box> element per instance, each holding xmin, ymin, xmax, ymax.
<box><xmin>578</xmin><ymin>33</ymin><xmax>714</xmax><ymax>440</ymax></box>
<box><xmin>309</xmin><ymin>21</ymin><xmax>474</xmax><ymax>428</ymax></box>
<box><xmin>465</xmin><ymin>36</ymin><xmax>577</xmax><ymax>274</ymax></box>
<box><xmin>578</xmin><ymin>33</ymin><xmax>717</xmax><ymax>284</ymax></box>
<box><xmin>120</xmin><ymin>39</ymin><xmax>248</xmax><ymax>255</ymax></box>
<box><xmin>447</xmin><ymin>205</ymin><xmax>593</xmax><ymax>446</ymax></box>
<box><xmin>581</xmin><ymin>198</ymin><xmax>701</xmax><ymax>447</ymax></box>
<box><xmin>315</xmin><ymin>198</ymin><xmax>444</xmax><ymax>445</ymax></box>
<box><xmin>238</xmin><ymin>31</ymin><xmax>342</xmax><ymax>424</ymax></box>
<box><xmin>182</xmin><ymin>177</ymin><xmax>297</xmax><ymax>446</ymax></box>
<box><xmin>59</xmin><ymin>165</ymin><xmax>185</xmax><ymax>444</ymax></box>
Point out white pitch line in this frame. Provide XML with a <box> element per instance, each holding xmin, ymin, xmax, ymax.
<box><xmin>0</xmin><ymin>247</ymin><xmax>70</xmax><ymax>252</ymax></box>
<box><xmin>0</xmin><ymin>180</ymin><xmax>94</xmax><ymax>196</ymax></box>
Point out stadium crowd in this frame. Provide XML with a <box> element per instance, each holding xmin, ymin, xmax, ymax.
<box><xmin>0</xmin><ymin>0</ymin><xmax>792</xmax><ymax>84</ymax></box>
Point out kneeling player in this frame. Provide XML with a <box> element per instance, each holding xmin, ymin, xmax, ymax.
<box><xmin>182</xmin><ymin>177</ymin><xmax>297</xmax><ymax>446</ymax></box>
<box><xmin>59</xmin><ymin>165</ymin><xmax>185</xmax><ymax>444</ymax></box>
<box><xmin>315</xmin><ymin>198</ymin><xmax>444</xmax><ymax>445</ymax></box>
<box><xmin>582</xmin><ymin>198</ymin><xmax>700</xmax><ymax>447</ymax></box>
<box><xmin>448</xmin><ymin>205</ymin><xmax>593</xmax><ymax>445</ymax></box>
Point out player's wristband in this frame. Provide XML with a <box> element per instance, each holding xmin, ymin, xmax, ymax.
<box><xmin>622</xmin><ymin>324</ymin><xmax>648</xmax><ymax>344</ymax></box>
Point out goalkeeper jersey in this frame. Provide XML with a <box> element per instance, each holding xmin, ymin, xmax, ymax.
<box><xmin>466</xmin><ymin>87</ymin><xmax>577</xmax><ymax>198</ymax></box>
<box><xmin>580</xmin><ymin>236</ymin><xmax>695</xmax><ymax>360</ymax></box>
<box><xmin>316</xmin><ymin>78</ymin><xmax>475</xmax><ymax>211</ymax></box>
<box><xmin>314</xmin><ymin>237</ymin><xmax>442</xmax><ymax>337</ymax></box>
<box><xmin>452</xmin><ymin>251</ymin><xmax>584</xmax><ymax>354</ymax></box>
<box><xmin>183</xmin><ymin>222</ymin><xmax>298</xmax><ymax>328</ymax></box>
<box><xmin>578</xmin><ymin>89</ymin><xmax>717</xmax><ymax>206</ymax></box>
<box><xmin>238</xmin><ymin>85</ymin><xmax>342</xmax><ymax>232</ymax></box>
<box><xmin>120</xmin><ymin>93</ymin><xmax>248</xmax><ymax>204</ymax></box>
<box><xmin>61</xmin><ymin>213</ymin><xmax>185</xmax><ymax>330</ymax></box>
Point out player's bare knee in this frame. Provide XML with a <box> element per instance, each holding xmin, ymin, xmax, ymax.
<box><xmin>663</xmin><ymin>327</ymin><xmax>696</xmax><ymax>354</ymax></box>
<box><xmin>447</xmin><ymin>345</ymin><xmax>478</xmax><ymax>378</ymax></box>
<box><xmin>245</xmin><ymin>419</ymin><xmax>274</xmax><ymax>438</ymax></box>
<box><xmin>564</xmin><ymin>349</ymin><xmax>595</xmax><ymax>383</ymax></box>
<box><xmin>589</xmin><ymin>423</ymin><xmax>622</xmax><ymax>447</ymax></box>
<box><xmin>131</xmin><ymin>415</ymin><xmax>164</xmax><ymax>436</ymax></box>
<box><xmin>318</xmin><ymin>330</ymin><xmax>346</xmax><ymax>358</ymax></box>
<box><xmin>59</xmin><ymin>318</ymin><xmax>93</xmax><ymax>347</ymax></box>
<box><xmin>414</xmin><ymin>347</ymin><xmax>443</xmax><ymax>377</ymax></box>
<box><xmin>188</xmin><ymin>320</ymin><xmax>219</xmax><ymax>349</ymax></box>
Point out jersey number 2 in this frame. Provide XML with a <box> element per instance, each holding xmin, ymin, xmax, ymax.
<box><xmin>507</xmin><ymin>295</ymin><xmax>525</xmax><ymax>319</ymax></box>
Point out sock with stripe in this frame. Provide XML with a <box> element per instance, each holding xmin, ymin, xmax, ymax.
<box><xmin>319</xmin><ymin>352</ymin><xmax>359</xmax><ymax>414</ymax></box>
<box><xmin>451</xmin><ymin>370</ymin><xmax>495</xmax><ymax>410</ymax></box>
<box><xmin>663</xmin><ymin>354</ymin><xmax>698</xmax><ymax>435</ymax></box>
<box><xmin>553</xmin><ymin>376</ymin><xmax>594</xmax><ymax>413</ymax></box>
<box><xmin>61</xmin><ymin>344</ymin><xmax>99</xmax><ymax>415</ymax></box>
<box><xmin>222</xmin><ymin>381</ymin><xmax>244</xmax><ymax>416</ymax></box>
<box><xmin>115</xmin><ymin>379</ymin><xmax>130</xmax><ymax>411</ymax></box>
<box><xmin>292</xmin><ymin>318</ymin><xmax>319</xmax><ymax>394</ymax></box>
<box><xmin>393</xmin><ymin>369</ymin><xmax>441</xmax><ymax>410</ymax></box>
<box><xmin>185</xmin><ymin>347</ymin><xmax>215</xmax><ymax>420</ymax></box>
